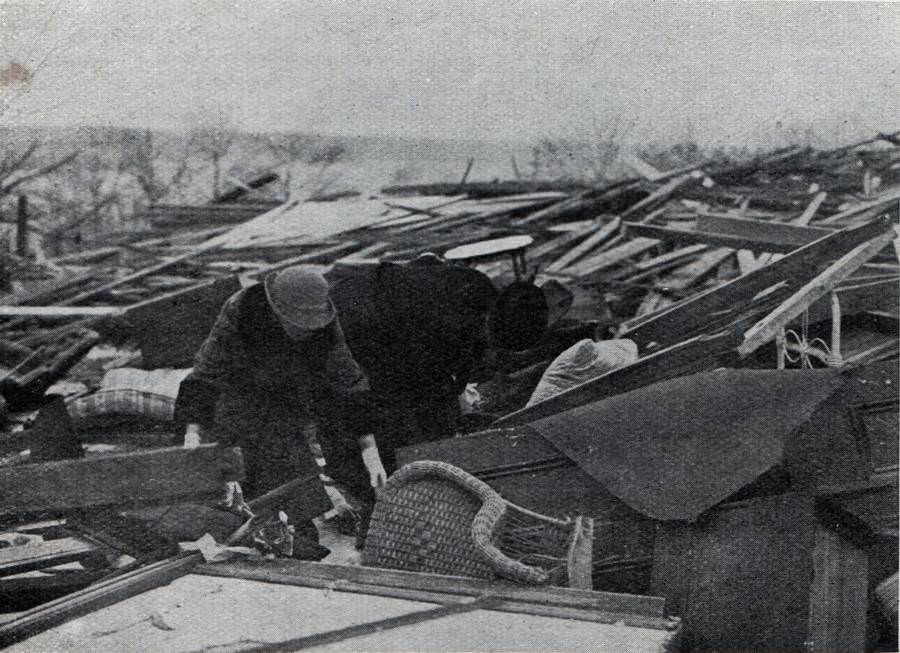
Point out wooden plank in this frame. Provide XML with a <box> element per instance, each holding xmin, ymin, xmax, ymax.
<box><xmin>566</xmin><ymin>517</ymin><xmax>594</xmax><ymax>590</ymax></box>
<box><xmin>198</xmin><ymin>558</ymin><xmax>667</xmax><ymax>618</ymax></box>
<box><xmin>620</xmin><ymin>218</ymin><xmax>894</xmax><ymax>350</ymax></box>
<box><xmin>0</xmin><ymin>538</ymin><xmax>97</xmax><ymax>577</ymax></box>
<box><xmin>619</xmin><ymin>173</ymin><xmax>695</xmax><ymax>220</ymax></box>
<box><xmin>626</xmin><ymin>220</ymin><xmax>827</xmax><ymax>254</ymax></box>
<box><xmin>0</xmin><ymin>444</ymin><xmax>244</xmax><ymax>518</ymax></box>
<box><xmin>564</xmin><ymin>237</ymin><xmax>659</xmax><ymax>279</ymax></box>
<box><xmin>818</xmin><ymin>186</ymin><xmax>900</xmax><ymax>225</ymax></box>
<box><xmin>656</xmin><ymin>247</ymin><xmax>734</xmax><ymax>291</ymax></box>
<box><xmin>0</xmin><ymin>306</ymin><xmax>123</xmax><ymax>318</ymax></box>
<box><xmin>632</xmin><ymin>244</ymin><xmax>708</xmax><ymax>272</ymax></box>
<box><xmin>545</xmin><ymin>218</ymin><xmax>621</xmax><ymax>272</ymax></box>
<box><xmin>697</xmin><ymin>213</ymin><xmax>832</xmax><ymax>245</ymax></box>
<box><xmin>796</xmin><ymin>191</ymin><xmax>828</xmax><ymax>226</ymax></box>
<box><xmin>807</xmin><ymin>524</ymin><xmax>869</xmax><ymax>653</ymax></box>
<box><xmin>739</xmin><ymin>227</ymin><xmax>898</xmax><ymax>357</ymax></box>
<box><xmin>515</xmin><ymin>190</ymin><xmax>592</xmax><ymax>226</ymax></box>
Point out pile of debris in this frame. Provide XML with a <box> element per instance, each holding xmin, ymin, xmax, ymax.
<box><xmin>0</xmin><ymin>132</ymin><xmax>897</xmax><ymax>651</ymax></box>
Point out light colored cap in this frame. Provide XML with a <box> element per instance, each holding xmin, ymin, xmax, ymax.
<box><xmin>264</xmin><ymin>266</ymin><xmax>336</xmax><ymax>331</ymax></box>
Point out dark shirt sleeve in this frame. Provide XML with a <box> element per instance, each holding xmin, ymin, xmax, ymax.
<box><xmin>175</xmin><ymin>292</ymin><xmax>244</xmax><ymax>428</ymax></box>
<box><xmin>319</xmin><ymin>319</ymin><xmax>401</xmax><ymax>441</ymax></box>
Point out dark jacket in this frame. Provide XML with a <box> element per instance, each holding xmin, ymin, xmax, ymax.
<box><xmin>176</xmin><ymin>283</ymin><xmax>375</xmax><ymax>499</ymax></box>
<box><xmin>326</xmin><ymin>262</ymin><xmax>497</xmax><ymax>468</ymax></box>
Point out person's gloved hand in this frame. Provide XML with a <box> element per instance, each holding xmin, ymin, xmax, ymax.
<box><xmin>359</xmin><ymin>435</ymin><xmax>387</xmax><ymax>489</ymax></box>
<box><xmin>183</xmin><ymin>423</ymin><xmax>202</xmax><ymax>449</ymax></box>
<box><xmin>221</xmin><ymin>480</ymin><xmax>254</xmax><ymax>519</ymax></box>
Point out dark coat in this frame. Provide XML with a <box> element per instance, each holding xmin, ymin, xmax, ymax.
<box><xmin>176</xmin><ymin>283</ymin><xmax>373</xmax><ymax>503</ymax></box>
<box><xmin>326</xmin><ymin>262</ymin><xmax>497</xmax><ymax>471</ymax></box>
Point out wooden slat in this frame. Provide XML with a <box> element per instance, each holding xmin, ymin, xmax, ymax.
<box><xmin>620</xmin><ymin>218</ymin><xmax>894</xmax><ymax>350</ymax></box>
<box><xmin>632</xmin><ymin>244</ymin><xmax>708</xmax><ymax>273</ymax></box>
<box><xmin>619</xmin><ymin>173</ymin><xmax>695</xmax><ymax>220</ymax></box>
<box><xmin>0</xmin><ymin>306</ymin><xmax>123</xmax><ymax>318</ymax></box>
<box><xmin>198</xmin><ymin>558</ymin><xmax>667</xmax><ymax>618</ymax></box>
<box><xmin>738</xmin><ymin>227</ymin><xmax>898</xmax><ymax>357</ymax></box>
<box><xmin>0</xmin><ymin>445</ymin><xmax>244</xmax><ymax>518</ymax></box>
<box><xmin>564</xmin><ymin>237</ymin><xmax>659</xmax><ymax>279</ymax></box>
<box><xmin>656</xmin><ymin>247</ymin><xmax>735</xmax><ymax>292</ymax></box>
<box><xmin>566</xmin><ymin>517</ymin><xmax>594</xmax><ymax>590</ymax></box>
<box><xmin>697</xmin><ymin>214</ymin><xmax>832</xmax><ymax>245</ymax></box>
<box><xmin>626</xmin><ymin>220</ymin><xmax>829</xmax><ymax>254</ymax></box>
<box><xmin>796</xmin><ymin>191</ymin><xmax>828</xmax><ymax>226</ymax></box>
<box><xmin>0</xmin><ymin>538</ymin><xmax>96</xmax><ymax>577</ymax></box>
<box><xmin>818</xmin><ymin>186</ymin><xmax>900</xmax><ymax>225</ymax></box>
<box><xmin>545</xmin><ymin>218</ymin><xmax>621</xmax><ymax>272</ymax></box>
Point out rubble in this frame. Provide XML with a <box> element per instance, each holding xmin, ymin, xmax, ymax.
<box><xmin>0</xmin><ymin>132</ymin><xmax>897</xmax><ymax>651</ymax></box>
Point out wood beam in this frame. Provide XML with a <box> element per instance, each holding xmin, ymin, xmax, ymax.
<box><xmin>738</xmin><ymin>227</ymin><xmax>898</xmax><ymax>357</ymax></box>
<box><xmin>0</xmin><ymin>444</ymin><xmax>244</xmax><ymax>519</ymax></box>
<box><xmin>620</xmin><ymin>218</ymin><xmax>894</xmax><ymax>351</ymax></box>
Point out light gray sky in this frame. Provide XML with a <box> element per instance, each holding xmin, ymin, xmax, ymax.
<box><xmin>0</xmin><ymin>1</ymin><xmax>897</xmax><ymax>146</ymax></box>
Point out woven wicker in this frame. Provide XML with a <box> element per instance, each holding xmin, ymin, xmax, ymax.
<box><xmin>363</xmin><ymin>460</ymin><xmax>580</xmax><ymax>585</ymax></box>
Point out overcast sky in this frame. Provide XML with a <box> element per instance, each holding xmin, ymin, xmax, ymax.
<box><xmin>0</xmin><ymin>1</ymin><xmax>897</xmax><ymax>146</ymax></box>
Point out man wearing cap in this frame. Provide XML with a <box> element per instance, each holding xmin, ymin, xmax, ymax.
<box><xmin>175</xmin><ymin>265</ymin><xmax>387</xmax><ymax>548</ymax></box>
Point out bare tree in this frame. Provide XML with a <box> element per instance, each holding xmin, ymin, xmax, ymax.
<box><xmin>266</xmin><ymin>133</ymin><xmax>312</xmax><ymax>198</ymax></box>
<box><xmin>40</xmin><ymin>149</ymin><xmax>121</xmax><ymax>254</ymax></box>
<box><xmin>265</xmin><ymin>134</ymin><xmax>347</xmax><ymax>199</ymax></box>
<box><xmin>190</xmin><ymin>107</ymin><xmax>235</xmax><ymax>199</ymax></box>
<box><xmin>0</xmin><ymin>128</ymin><xmax>79</xmax><ymax>200</ymax></box>
<box><xmin>119</xmin><ymin>129</ymin><xmax>192</xmax><ymax>206</ymax></box>
<box><xmin>528</xmin><ymin>116</ymin><xmax>631</xmax><ymax>182</ymax></box>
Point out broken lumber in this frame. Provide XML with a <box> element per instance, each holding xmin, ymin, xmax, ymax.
<box><xmin>818</xmin><ymin>186</ymin><xmax>900</xmax><ymax>225</ymax></box>
<box><xmin>620</xmin><ymin>218</ymin><xmax>895</xmax><ymax>350</ymax></box>
<box><xmin>626</xmin><ymin>217</ymin><xmax>831</xmax><ymax>254</ymax></box>
<box><xmin>545</xmin><ymin>219</ymin><xmax>621</xmax><ymax>273</ymax></box>
<box><xmin>564</xmin><ymin>237</ymin><xmax>660</xmax><ymax>279</ymax></box>
<box><xmin>656</xmin><ymin>248</ymin><xmax>735</xmax><ymax>291</ymax></box>
<box><xmin>0</xmin><ymin>444</ymin><xmax>244</xmax><ymax>519</ymax></box>
<box><xmin>0</xmin><ymin>537</ymin><xmax>98</xmax><ymax>577</ymax></box>
<box><xmin>619</xmin><ymin>174</ymin><xmax>696</xmax><ymax>220</ymax></box>
<box><xmin>0</xmin><ymin>306</ymin><xmax>123</xmax><ymax>318</ymax></box>
<box><xmin>738</xmin><ymin>227</ymin><xmax>900</xmax><ymax>357</ymax></box>
<box><xmin>632</xmin><ymin>244</ymin><xmax>709</xmax><ymax>273</ymax></box>
<box><xmin>796</xmin><ymin>192</ymin><xmax>828</xmax><ymax>226</ymax></box>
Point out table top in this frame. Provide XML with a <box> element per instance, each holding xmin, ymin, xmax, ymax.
<box><xmin>444</xmin><ymin>235</ymin><xmax>534</xmax><ymax>261</ymax></box>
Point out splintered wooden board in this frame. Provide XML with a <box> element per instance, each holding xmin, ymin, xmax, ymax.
<box><xmin>0</xmin><ymin>538</ymin><xmax>97</xmax><ymax>577</ymax></box>
<box><xmin>0</xmin><ymin>445</ymin><xmax>244</xmax><ymax>518</ymax></box>
<box><xmin>7</xmin><ymin>573</ymin><xmax>678</xmax><ymax>653</ymax></box>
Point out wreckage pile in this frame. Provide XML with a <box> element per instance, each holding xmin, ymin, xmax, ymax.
<box><xmin>0</xmin><ymin>133</ymin><xmax>897</xmax><ymax>650</ymax></box>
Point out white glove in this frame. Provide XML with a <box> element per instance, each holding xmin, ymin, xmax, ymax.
<box><xmin>184</xmin><ymin>423</ymin><xmax>202</xmax><ymax>449</ymax></box>
<box><xmin>359</xmin><ymin>435</ymin><xmax>388</xmax><ymax>489</ymax></box>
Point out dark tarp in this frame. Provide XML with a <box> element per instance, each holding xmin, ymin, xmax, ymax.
<box><xmin>528</xmin><ymin>368</ymin><xmax>844</xmax><ymax>521</ymax></box>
